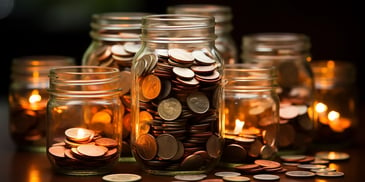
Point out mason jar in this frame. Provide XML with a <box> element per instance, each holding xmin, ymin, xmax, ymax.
<box><xmin>241</xmin><ymin>33</ymin><xmax>316</xmax><ymax>155</ymax></box>
<box><xmin>82</xmin><ymin>12</ymin><xmax>150</xmax><ymax>161</ymax></box>
<box><xmin>130</xmin><ymin>14</ymin><xmax>224</xmax><ymax>175</ymax></box>
<box><xmin>220</xmin><ymin>63</ymin><xmax>280</xmax><ymax>167</ymax></box>
<box><xmin>8</xmin><ymin>56</ymin><xmax>75</xmax><ymax>152</ymax></box>
<box><xmin>310</xmin><ymin>60</ymin><xmax>358</xmax><ymax>149</ymax></box>
<box><xmin>46</xmin><ymin>66</ymin><xmax>122</xmax><ymax>175</ymax></box>
<box><xmin>167</xmin><ymin>4</ymin><xmax>238</xmax><ymax>64</ymax></box>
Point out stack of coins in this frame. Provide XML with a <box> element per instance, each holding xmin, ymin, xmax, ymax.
<box><xmin>132</xmin><ymin>48</ymin><xmax>223</xmax><ymax>171</ymax></box>
<box><xmin>48</xmin><ymin>127</ymin><xmax>119</xmax><ymax>170</ymax></box>
<box><xmin>234</xmin><ymin>159</ymin><xmax>287</xmax><ymax>174</ymax></box>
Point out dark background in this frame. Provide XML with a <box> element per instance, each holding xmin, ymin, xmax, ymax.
<box><xmin>0</xmin><ymin>0</ymin><xmax>363</xmax><ymax>105</ymax></box>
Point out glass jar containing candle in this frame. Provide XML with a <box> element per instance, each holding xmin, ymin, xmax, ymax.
<box><xmin>46</xmin><ymin>66</ymin><xmax>122</xmax><ymax>175</ymax></box>
<box><xmin>82</xmin><ymin>12</ymin><xmax>150</xmax><ymax>161</ymax></box>
<box><xmin>220</xmin><ymin>64</ymin><xmax>280</xmax><ymax>167</ymax></box>
<box><xmin>167</xmin><ymin>4</ymin><xmax>238</xmax><ymax>64</ymax></box>
<box><xmin>241</xmin><ymin>33</ymin><xmax>315</xmax><ymax>155</ymax></box>
<box><xmin>130</xmin><ymin>14</ymin><xmax>224</xmax><ymax>175</ymax></box>
<box><xmin>310</xmin><ymin>60</ymin><xmax>358</xmax><ymax>149</ymax></box>
<box><xmin>8</xmin><ymin>56</ymin><xmax>75</xmax><ymax>152</ymax></box>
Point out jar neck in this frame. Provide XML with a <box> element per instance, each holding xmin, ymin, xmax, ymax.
<box><xmin>89</xmin><ymin>12</ymin><xmax>148</xmax><ymax>42</ymax></box>
<box><xmin>48</xmin><ymin>66</ymin><xmax>121</xmax><ymax>97</ymax></box>
<box><xmin>140</xmin><ymin>14</ymin><xmax>216</xmax><ymax>44</ymax></box>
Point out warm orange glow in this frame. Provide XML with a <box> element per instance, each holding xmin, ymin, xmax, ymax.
<box><xmin>315</xmin><ymin>102</ymin><xmax>327</xmax><ymax>113</ymax></box>
<box><xmin>29</xmin><ymin>164</ymin><xmax>41</xmax><ymax>182</ymax></box>
<box><xmin>77</xmin><ymin>129</ymin><xmax>86</xmax><ymax>139</ymax></box>
<box><xmin>326</xmin><ymin>60</ymin><xmax>335</xmax><ymax>68</ymax></box>
<box><xmin>328</xmin><ymin>111</ymin><xmax>340</xmax><ymax>121</ymax></box>
<box><xmin>29</xmin><ymin>90</ymin><xmax>42</xmax><ymax>104</ymax></box>
<box><xmin>242</xmin><ymin>127</ymin><xmax>261</xmax><ymax>136</ymax></box>
<box><xmin>233</xmin><ymin>119</ymin><xmax>245</xmax><ymax>135</ymax></box>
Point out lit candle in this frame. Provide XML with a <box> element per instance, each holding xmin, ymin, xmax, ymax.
<box><xmin>233</xmin><ymin>119</ymin><xmax>245</xmax><ymax>135</ymax></box>
<box><xmin>315</xmin><ymin>102</ymin><xmax>328</xmax><ymax>125</ymax></box>
<box><xmin>65</xmin><ymin>128</ymin><xmax>94</xmax><ymax>143</ymax></box>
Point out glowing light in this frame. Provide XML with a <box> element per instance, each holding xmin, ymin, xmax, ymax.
<box><xmin>328</xmin><ymin>111</ymin><xmax>340</xmax><ymax>121</ymax></box>
<box><xmin>29</xmin><ymin>90</ymin><xmax>42</xmax><ymax>104</ymax></box>
<box><xmin>233</xmin><ymin>119</ymin><xmax>245</xmax><ymax>135</ymax></box>
<box><xmin>315</xmin><ymin>102</ymin><xmax>327</xmax><ymax>113</ymax></box>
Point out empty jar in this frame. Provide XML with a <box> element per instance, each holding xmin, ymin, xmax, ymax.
<box><xmin>46</xmin><ymin>66</ymin><xmax>122</xmax><ymax>175</ymax></box>
<box><xmin>241</xmin><ymin>33</ymin><xmax>316</xmax><ymax>155</ymax></box>
<box><xmin>8</xmin><ymin>56</ymin><xmax>75</xmax><ymax>152</ymax></box>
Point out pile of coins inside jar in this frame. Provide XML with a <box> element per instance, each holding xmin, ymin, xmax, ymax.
<box><xmin>132</xmin><ymin>47</ymin><xmax>223</xmax><ymax>171</ymax></box>
<box><xmin>48</xmin><ymin>127</ymin><xmax>119</xmax><ymax>169</ymax></box>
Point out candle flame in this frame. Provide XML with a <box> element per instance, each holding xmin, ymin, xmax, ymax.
<box><xmin>29</xmin><ymin>90</ymin><xmax>42</xmax><ymax>104</ymax></box>
<box><xmin>315</xmin><ymin>102</ymin><xmax>327</xmax><ymax>113</ymax></box>
<box><xmin>328</xmin><ymin>111</ymin><xmax>340</xmax><ymax>121</ymax></box>
<box><xmin>233</xmin><ymin>119</ymin><xmax>245</xmax><ymax>135</ymax></box>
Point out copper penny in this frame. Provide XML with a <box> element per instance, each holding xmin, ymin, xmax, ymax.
<box><xmin>77</xmin><ymin>144</ymin><xmax>108</xmax><ymax>157</ymax></box>
<box><xmin>141</xmin><ymin>74</ymin><xmax>161</xmax><ymax>100</ymax></box>
<box><xmin>168</xmin><ymin>48</ymin><xmax>194</xmax><ymax>63</ymax></box>
<box><xmin>48</xmin><ymin>145</ymin><xmax>66</xmax><ymax>158</ymax></box>
<box><xmin>135</xmin><ymin>134</ymin><xmax>157</xmax><ymax>160</ymax></box>
<box><xmin>95</xmin><ymin>137</ymin><xmax>118</xmax><ymax>148</ymax></box>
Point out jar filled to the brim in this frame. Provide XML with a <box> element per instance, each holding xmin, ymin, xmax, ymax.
<box><xmin>130</xmin><ymin>14</ymin><xmax>224</xmax><ymax>175</ymax></box>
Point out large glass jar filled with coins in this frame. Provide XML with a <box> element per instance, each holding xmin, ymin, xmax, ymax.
<box><xmin>8</xmin><ymin>56</ymin><xmax>75</xmax><ymax>152</ymax></box>
<box><xmin>82</xmin><ymin>12</ymin><xmax>150</xmax><ymax>161</ymax></box>
<box><xmin>241</xmin><ymin>33</ymin><xmax>316</xmax><ymax>155</ymax></box>
<box><xmin>167</xmin><ymin>4</ymin><xmax>238</xmax><ymax>64</ymax></box>
<box><xmin>220</xmin><ymin>64</ymin><xmax>280</xmax><ymax>167</ymax></box>
<box><xmin>130</xmin><ymin>14</ymin><xmax>224</xmax><ymax>175</ymax></box>
<box><xmin>46</xmin><ymin>66</ymin><xmax>122</xmax><ymax>175</ymax></box>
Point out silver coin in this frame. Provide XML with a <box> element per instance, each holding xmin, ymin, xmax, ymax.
<box><xmin>102</xmin><ymin>173</ymin><xmax>142</xmax><ymax>182</ymax></box>
<box><xmin>253</xmin><ymin>174</ymin><xmax>280</xmax><ymax>181</ymax></box>
<box><xmin>316</xmin><ymin>171</ymin><xmax>344</xmax><ymax>177</ymax></box>
<box><xmin>297</xmin><ymin>164</ymin><xmax>327</xmax><ymax>170</ymax></box>
<box><xmin>186</xmin><ymin>92</ymin><xmax>210</xmax><ymax>114</ymax></box>
<box><xmin>158</xmin><ymin>97</ymin><xmax>182</xmax><ymax>121</ymax></box>
<box><xmin>174</xmin><ymin>174</ymin><xmax>207</xmax><ymax>181</ymax></box>
<box><xmin>285</xmin><ymin>170</ymin><xmax>315</xmax><ymax>178</ymax></box>
<box><xmin>214</xmin><ymin>171</ymin><xmax>241</xmax><ymax>177</ymax></box>
<box><xmin>192</xmin><ymin>50</ymin><xmax>215</xmax><ymax>64</ymax></box>
<box><xmin>156</xmin><ymin>133</ymin><xmax>178</xmax><ymax>160</ymax></box>
<box><xmin>222</xmin><ymin>176</ymin><xmax>250</xmax><ymax>182</ymax></box>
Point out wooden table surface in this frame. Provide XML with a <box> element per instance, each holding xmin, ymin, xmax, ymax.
<box><xmin>1</xmin><ymin>95</ymin><xmax>364</xmax><ymax>182</ymax></box>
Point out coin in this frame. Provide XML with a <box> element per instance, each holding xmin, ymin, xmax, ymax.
<box><xmin>297</xmin><ymin>164</ymin><xmax>327</xmax><ymax>170</ymax></box>
<box><xmin>156</xmin><ymin>133</ymin><xmax>178</xmax><ymax>160</ymax></box>
<box><xmin>174</xmin><ymin>174</ymin><xmax>207</xmax><ymax>181</ymax></box>
<box><xmin>192</xmin><ymin>50</ymin><xmax>215</xmax><ymax>65</ymax></box>
<box><xmin>316</xmin><ymin>171</ymin><xmax>344</xmax><ymax>177</ymax></box>
<box><xmin>141</xmin><ymin>74</ymin><xmax>161</xmax><ymax>100</ymax></box>
<box><xmin>253</xmin><ymin>174</ymin><xmax>280</xmax><ymax>181</ymax></box>
<box><xmin>135</xmin><ymin>134</ymin><xmax>157</xmax><ymax>160</ymax></box>
<box><xmin>48</xmin><ymin>145</ymin><xmax>66</xmax><ymax>158</ymax></box>
<box><xmin>65</xmin><ymin>128</ymin><xmax>94</xmax><ymax>143</ymax></box>
<box><xmin>315</xmin><ymin>151</ymin><xmax>350</xmax><ymax>161</ymax></box>
<box><xmin>111</xmin><ymin>45</ymin><xmax>130</xmax><ymax>57</ymax></box>
<box><xmin>120</xmin><ymin>71</ymin><xmax>132</xmax><ymax>96</ymax></box>
<box><xmin>173</xmin><ymin>67</ymin><xmax>195</xmax><ymax>79</ymax></box>
<box><xmin>187</xmin><ymin>92</ymin><xmax>210</xmax><ymax>114</ymax></box>
<box><xmin>168</xmin><ymin>48</ymin><xmax>195</xmax><ymax>63</ymax></box>
<box><xmin>139</xmin><ymin>111</ymin><xmax>153</xmax><ymax>134</ymax></box>
<box><xmin>221</xmin><ymin>143</ymin><xmax>247</xmax><ymax>163</ymax></box>
<box><xmin>124</xmin><ymin>42</ymin><xmax>141</xmax><ymax>54</ymax></box>
<box><xmin>254</xmin><ymin>159</ymin><xmax>281</xmax><ymax>168</ymax></box>
<box><xmin>279</xmin><ymin>105</ymin><xmax>299</xmax><ymax>119</ymax></box>
<box><xmin>214</xmin><ymin>171</ymin><xmax>241</xmax><ymax>177</ymax></box>
<box><xmin>280</xmin><ymin>155</ymin><xmax>306</xmax><ymax>162</ymax></box>
<box><xmin>222</xmin><ymin>175</ymin><xmax>250</xmax><ymax>182</ymax></box>
<box><xmin>285</xmin><ymin>170</ymin><xmax>315</xmax><ymax>178</ymax></box>
<box><xmin>91</xmin><ymin>109</ymin><xmax>112</xmax><ymax>123</ymax></box>
<box><xmin>95</xmin><ymin>137</ymin><xmax>118</xmax><ymax>148</ymax></box>
<box><xmin>158</xmin><ymin>97</ymin><xmax>182</xmax><ymax>121</ymax></box>
<box><xmin>77</xmin><ymin>144</ymin><xmax>108</xmax><ymax>157</ymax></box>
<box><xmin>102</xmin><ymin>173</ymin><xmax>142</xmax><ymax>182</ymax></box>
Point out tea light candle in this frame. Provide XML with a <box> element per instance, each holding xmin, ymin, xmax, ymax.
<box><xmin>65</xmin><ymin>128</ymin><xmax>94</xmax><ymax>143</ymax></box>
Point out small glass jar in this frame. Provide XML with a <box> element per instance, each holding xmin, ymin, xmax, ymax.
<box><xmin>46</xmin><ymin>66</ymin><xmax>122</xmax><ymax>175</ymax></box>
<box><xmin>241</xmin><ymin>33</ymin><xmax>316</xmax><ymax>155</ymax></box>
<box><xmin>130</xmin><ymin>14</ymin><xmax>224</xmax><ymax>175</ymax></box>
<box><xmin>8</xmin><ymin>56</ymin><xmax>75</xmax><ymax>152</ymax></box>
<box><xmin>167</xmin><ymin>4</ymin><xmax>238</xmax><ymax>64</ymax></box>
<box><xmin>310</xmin><ymin>60</ymin><xmax>358</xmax><ymax>149</ymax></box>
<box><xmin>220</xmin><ymin>64</ymin><xmax>280</xmax><ymax>167</ymax></box>
<box><xmin>82</xmin><ymin>12</ymin><xmax>150</xmax><ymax>161</ymax></box>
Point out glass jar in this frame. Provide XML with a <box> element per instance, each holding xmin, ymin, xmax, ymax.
<box><xmin>310</xmin><ymin>60</ymin><xmax>358</xmax><ymax>149</ymax></box>
<box><xmin>46</xmin><ymin>66</ymin><xmax>122</xmax><ymax>175</ymax></box>
<box><xmin>220</xmin><ymin>64</ymin><xmax>280</xmax><ymax>167</ymax></box>
<box><xmin>167</xmin><ymin>4</ymin><xmax>238</xmax><ymax>64</ymax></box>
<box><xmin>241</xmin><ymin>33</ymin><xmax>315</xmax><ymax>155</ymax></box>
<box><xmin>130</xmin><ymin>14</ymin><xmax>224</xmax><ymax>175</ymax></box>
<box><xmin>82</xmin><ymin>12</ymin><xmax>150</xmax><ymax>161</ymax></box>
<box><xmin>8</xmin><ymin>56</ymin><xmax>75</xmax><ymax>152</ymax></box>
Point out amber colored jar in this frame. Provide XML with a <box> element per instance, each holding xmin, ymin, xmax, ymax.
<box><xmin>130</xmin><ymin>14</ymin><xmax>224</xmax><ymax>175</ymax></box>
<box><xmin>46</xmin><ymin>66</ymin><xmax>122</xmax><ymax>175</ymax></box>
<box><xmin>241</xmin><ymin>33</ymin><xmax>316</xmax><ymax>155</ymax></box>
<box><xmin>8</xmin><ymin>56</ymin><xmax>75</xmax><ymax>152</ymax></box>
<box><xmin>220</xmin><ymin>63</ymin><xmax>280</xmax><ymax>167</ymax></box>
